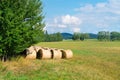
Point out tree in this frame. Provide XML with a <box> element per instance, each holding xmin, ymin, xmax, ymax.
<box><xmin>44</xmin><ymin>32</ymin><xmax>63</xmax><ymax>42</ymax></box>
<box><xmin>44</xmin><ymin>30</ymin><xmax>50</xmax><ymax>42</ymax></box>
<box><xmin>79</xmin><ymin>33</ymin><xmax>89</xmax><ymax>41</ymax></box>
<box><xmin>72</xmin><ymin>32</ymin><xmax>89</xmax><ymax>41</ymax></box>
<box><xmin>0</xmin><ymin>0</ymin><xmax>44</xmax><ymax>61</ymax></box>
<box><xmin>83</xmin><ymin>33</ymin><xmax>90</xmax><ymax>39</ymax></box>
<box><xmin>56</xmin><ymin>32</ymin><xmax>63</xmax><ymax>41</ymax></box>
<box><xmin>72</xmin><ymin>32</ymin><xmax>80</xmax><ymax>40</ymax></box>
<box><xmin>110</xmin><ymin>32</ymin><xmax>120</xmax><ymax>41</ymax></box>
<box><xmin>97</xmin><ymin>31</ymin><xmax>110</xmax><ymax>41</ymax></box>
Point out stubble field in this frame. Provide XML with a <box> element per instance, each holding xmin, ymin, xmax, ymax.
<box><xmin>0</xmin><ymin>40</ymin><xmax>120</xmax><ymax>80</ymax></box>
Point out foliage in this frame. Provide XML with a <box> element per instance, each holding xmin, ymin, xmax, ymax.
<box><xmin>72</xmin><ymin>32</ymin><xmax>89</xmax><ymax>41</ymax></box>
<box><xmin>72</xmin><ymin>32</ymin><xmax>80</xmax><ymax>40</ymax></box>
<box><xmin>44</xmin><ymin>31</ymin><xmax>63</xmax><ymax>42</ymax></box>
<box><xmin>97</xmin><ymin>31</ymin><xmax>110</xmax><ymax>41</ymax></box>
<box><xmin>0</xmin><ymin>0</ymin><xmax>44</xmax><ymax>61</ymax></box>
<box><xmin>110</xmin><ymin>31</ymin><xmax>120</xmax><ymax>41</ymax></box>
<box><xmin>97</xmin><ymin>31</ymin><xmax>120</xmax><ymax>41</ymax></box>
<box><xmin>80</xmin><ymin>33</ymin><xmax>89</xmax><ymax>41</ymax></box>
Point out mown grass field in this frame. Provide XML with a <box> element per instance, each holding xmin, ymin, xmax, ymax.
<box><xmin>0</xmin><ymin>40</ymin><xmax>120</xmax><ymax>80</ymax></box>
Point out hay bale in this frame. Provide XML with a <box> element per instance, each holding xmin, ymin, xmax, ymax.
<box><xmin>33</xmin><ymin>46</ymin><xmax>42</xmax><ymax>52</ymax></box>
<box><xmin>61</xmin><ymin>49</ymin><xmax>73</xmax><ymax>59</ymax></box>
<box><xmin>25</xmin><ymin>46</ymin><xmax>36</xmax><ymax>59</ymax></box>
<box><xmin>41</xmin><ymin>47</ymin><xmax>50</xmax><ymax>50</ymax></box>
<box><xmin>25</xmin><ymin>50</ymin><xmax>36</xmax><ymax>59</ymax></box>
<box><xmin>51</xmin><ymin>49</ymin><xmax>62</xmax><ymax>59</ymax></box>
<box><xmin>26</xmin><ymin>46</ymin><xmax>34</xmax><ymax>54</ymax></box>
<box><xmin>36</xmin><ymin>49</ymin><xmax>51</xmax><ymax>59</ymax></box>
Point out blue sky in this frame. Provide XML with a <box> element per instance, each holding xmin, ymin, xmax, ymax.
<box><xmin>42</xmin><ymin>0</ymin><xmax>120</xmax><ymax>34</ymax></box>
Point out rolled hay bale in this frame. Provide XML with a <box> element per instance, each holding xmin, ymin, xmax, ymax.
<box><xmin>51</xmin><ymin>48</ymin><xmax>59</xmax><ymax>50</ymax></box>
<box><xmin>61</xmin><ymin>49</ymin><xmax>73</xmax><ymax>59</ymax></box>
<box><xmin>41</xmin><ymin>47</ymin><xmax>50</xmax><ymax>50</ymax></box>
<box><xmin>25</xmin><ymin>50</ymin><xmax>36</xmax><ymax>59</ymax></box>
<box><xmin>33</xmin><ymin>46</ymin><xmax>42</xmax><ymax>52</ymax></box>
<box><xmin>36</xmin><ymin>49</ymin><xmax>51</xmax><ymax>59</ymax></box>
<box><xmin>25</xmin><ymin>46</ymin><xmax>36</xmax><ymax>59</ymax></box>
<box><xmin>50</xmin><ymin>49</ymin><xmax>62</xmax><ymax>59</ymax></box>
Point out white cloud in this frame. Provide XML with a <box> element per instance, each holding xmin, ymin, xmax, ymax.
<box><xmin>74</xmin><ymin>0</ymin><xmax>120</xmax><ymax>32</ymax></box>
<box><xmin>73</xmin><ymin>27</ymin><xmax>80</xmax><ymax>32</ymax></box>
<box><xmin>46</xmin><ymin>23</ymin><xmax>67</xmax><ymax>28</ymax></box>
<box><xmin>58</xmin><ymin>24</ymin><xmax>67</xmax><ymax>28</ymax></box>
<box><xmin>75</xmin><ymin>0</ymin><xmax>120</xmax><ymax>15</ymax></box>
<box><xmin>45</xmin><ymin>14</ymin><xmax>82</xmax><ymax>33</ymax></box>
<box><xmin>75</xmin><ymin>4</ymin><xmax>94</xmax><ymax>12</ymax></box>
<box><xmin>54</xmin><ymin>18</ymin><xmax>58</xmax><ymax>24</ymax></box>
<box><xmin>62</xmin><ymin>14</ymin><xmax>82</xmax><ymax>25</ymax></box>
<box><xmin>45</xmin><ymin>0</ymin><xmax>120</xmax><ymax>33</ymax></box>
<box><xmin>96</xmin><ymin>3</ymin><xmax>106</xmax><ymax>8</ymax></box>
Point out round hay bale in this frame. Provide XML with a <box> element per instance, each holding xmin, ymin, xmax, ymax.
<box><xmin>26</xmin><ymin>46</ymin><xmax>34</xmax><ymax>54</ymax></box>
<box><xmin>36</xmin><ymin>49</ymin><xmax>51</xmax><ymax>59</ymax></box>
<box><xmin>25</xmin><ymin>46</ymin><xmax>36</xmax><ymax>59</ymax></box>
<box><xmin>33</xmin><ymin>46</ymin><xmax>42</xmax><ymax>52</ymax></box>
<box><xmin>61</xmin><ymin>49</ymin><xmax>73</xmax><ymax>59</ymax></box>
<box><xmin>51</xmin><ymin>49</ymin><xmax>62</xmax><ymax>59</ymax></box>
<box><xmin>25</xmin><ymin>50</ymin><xmax>36</xmax><ymax>59</ymax></box>
<box><xmin>42</xmin><ymin>47</ymin><xmax>50</xmax><ymax>50</ymax></box>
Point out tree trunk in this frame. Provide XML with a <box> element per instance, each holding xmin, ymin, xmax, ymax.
<box><xmin>0</xmin><ymin>55</ymin><xmax>7</xmax><ymax>62</ymax></box>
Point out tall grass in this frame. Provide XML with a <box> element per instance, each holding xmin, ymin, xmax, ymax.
<box><xmin>0</xmin><ymin>40</ymin><xmax>120</xmax><ymax>80</ymax></box>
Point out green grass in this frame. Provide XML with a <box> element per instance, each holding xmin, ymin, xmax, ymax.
<box><xmin>0</xmin><ymin>40</ymin><xmax>120</xmax><ymax>80</ymax></box>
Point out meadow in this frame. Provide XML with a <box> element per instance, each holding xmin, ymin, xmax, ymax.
<box><xmin>0</xmin><ymin>40</ymin><xmax>120</xmax><ymax>80</ymax></box>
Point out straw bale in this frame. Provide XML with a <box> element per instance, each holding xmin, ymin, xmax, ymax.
<box><xmin>25</xmin><ymin>46</ymin><xmax>36</xmax><ymax>59</ymax></box>
<box><xmin>25</xmin><ymin>50</ymin><xmax>36</xmax><ymax>59</ymax></box>
<box><xmin>37</xmin><ymin>49</ymin><xmax>51</xmax><ymax>59</ymax></box>
<box><xmin>41</xmin><ymin>47</ymin><xmax>50</xmax><ymax>50</ymax></box>
<box><xmin>33</xmin><ymin>46</ymin><xmax>42</xmax><ymax>52</ymax></box>
<box><xmin>61</xmin><ymin>49</ymin><xmax>73</xmax><ymax>59</ymax></box>
<box><xmin>51</xmin><ymin>49</ymin><xmax>62</xmax><ymax>59</ymax></box>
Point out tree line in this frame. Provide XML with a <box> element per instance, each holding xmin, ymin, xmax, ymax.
<box><xmin>40</xmin><ymin>32</ymin><xmax>90</xmax><ymax>42</ymax></box>
<box><xmin>44</xmin><ymin>31</ymin><xmax>63</xmax><ymax>42</ymax></box>
<box><xmin>97</xmin><ymin>31</ymin><xmax>120</xmax><ymax>41</ymax></box>
<box><xmin>69</xmin><ymin>31</ymin><xmax>120</xmax><ymax>41</ymax></box>
<box><xmin>43</xmin><ymin>32</ymin><xmax>90</xmax><ymax>42</ymax></box>
<box><xmin>72</xmin><ymin>32</ymin><xmax>89</xmax><ymax>41</ymax></box>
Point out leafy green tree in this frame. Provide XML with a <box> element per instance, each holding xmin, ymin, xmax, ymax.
<box><xmin>44</xmin><ymin>30</ymin><xmax>50</xmax><ymax>42</ymax></box>
<box><xmin>79</xmin><ymin>33</ymin><xmax>85</xmax><ymax>41</ymax></box>
<box><xmin>0</xmin><ymin>0</ymin><xmax>44</xmax><ymax>61</ymax></box>
<box><xmin>44</xmin><ymin>32</ymin><xmax>63</xmax><ymax>42</ymax></box>
<box><xmin>56</xmin><ymin>32</ymin><xmax>63</xmax><ymax>41</ymax></box>
<box><xmin>97</xmin><ymin>31</ymin><xmax>110</xmax><ymax>41</ymax></box>
<box><xmin>72</xmin><ymin>32</ymin><xmax>89</xmax><ymax>41</ymax></box>
<box><xmin>110</xmin><ymin>32</ymin><xmax>120</xmax><ymax>41</ymax></box>
<box><xmin>72</xmin><ymin>32</ymin><xmax>80</xmax><ymax>40</ymax></box>
<box><xmin>83</xmin><ymin>33</ymin><xmax>90</xmax><ymax>39</ymax></box>
<box><xmin>79</xmin><ymin>33</ymin><xmax>89</xmax><ymax>41</ymax></box>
